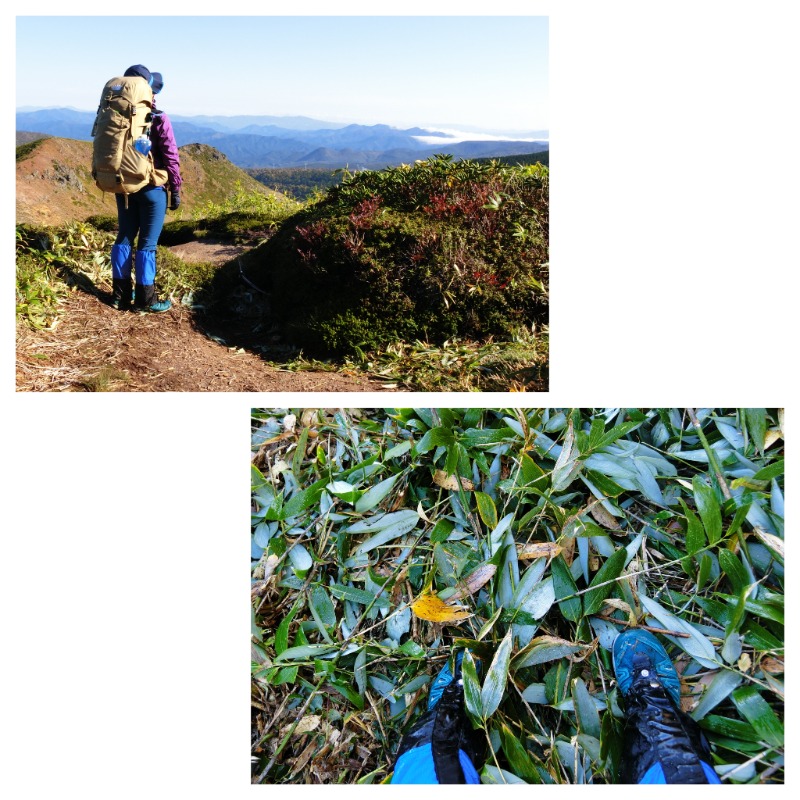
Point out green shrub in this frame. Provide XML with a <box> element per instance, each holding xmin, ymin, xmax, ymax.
<box><xmin>85</xmin><ymin>214</ymin><xmax>118</xmax><ymax>232</ymax></box>
<box><xmin>249</xmin><ymin>156</ymin><xmax>548</xmax><ymax>354</ymax></box>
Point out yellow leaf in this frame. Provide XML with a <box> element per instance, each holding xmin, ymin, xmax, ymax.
<box><xmin>432</xmin><ymin>470</ymin><xmax>474</xmax><ymax>491</ymax></box>
<box><xmin>411</xmin><ymin>593</ymin><xmax>472</xmax><ymax>623</ymax></box>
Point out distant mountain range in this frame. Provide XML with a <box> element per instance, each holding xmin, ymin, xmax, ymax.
<box><xmin>16</xmin><ymin>108</ymin><xmax>548</xmax><ymax>169</ymax></box>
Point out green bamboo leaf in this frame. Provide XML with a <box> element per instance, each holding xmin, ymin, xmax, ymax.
<box><xmin>731</xmin><ymin>686</ymin><xmax>783</xmax><ymax>747</ymax></box>
<box><xmin>481</xmin><ymin>629</ymin><xmax>513</xmax><ymax>719</ymax></box>
<box><xmin>571</xmin><ymin>677</ymin><xmax>601</xmax><ymax>739</ymax></box>
<box><xmin>690</xmin><ymin>669</ymin><xmax>743</xmax><ymax>720</ymax></box>
<box><xmin>718</xmin><ymin>548</ymin><xmax>749</xmax><ymax>595</ymax></box>
<box><xmin>752</xmin><ymin>459</ymin><xmax>784</xmax><ymax>482</ymax></box>
<box><xmin>355</xmin><ymin>474</ymin><xmax>399</xmax><ymax>513</ymax></box>
<box><xmin>329</xmin><ymin>583</ymin><xmax>390</xmax><ymax>609</ymax></box>
<box><xmin>680</xmin><ymin>498</ymin><xmax>706</xmax><ymax>556</ymax></box>
<box><xmin>416</xmin><ymin>425</ymin><xmax>455</xmax><ymax>453</ymax></box>
<box><xmin>551</xmin><ymin>557</ymin><xmax>582</xmax><ymax>622</ymax></box>
<box><xmin>288</xmin><ymin>543</ymin><xmax>313</xmax><ymax>578</ymax></box>
<box><xmin>309</xmin><ymin>585</ymin><xmax>336</xmax><ymax>626</ymax></box>
<box><xmin>282</xmin><ymin>478</ymin><xmax>328</xmax><ymax>519</ymax></box>
<box><xmin>693</xmin><ymin>475</ymin><xmax>723</xmax><ymax>545</ymax></box>
<box><xmin>274</xmin><ymin>599</ymin><xmax>302</xmax><ymax>656</ymax></box>
<box><xmin>513</xmin><ymin>635</ymin><xmax>586</xmax><ymax>669</ymax></box>
<box><xmin>697</xmin><ymin>553</ymin><xmax>713</xmax><ymax>590</ymax></box>
<box><xmin>274</xmin><ymin>643</ymin><xmax>338</xmax><ymax>662</ymax></box>
<box><xmin>744</xmin><ymin>408</ymin><xmax>767</xmax><ymax>454</ymax></box>
<box><xmin>499</xmin><ymin>723</ymin><xmax>542</xmax><ymax>783</ymax></box>
<box><xmin>327</xmin><ymin>679</ymin><xmax>364</xmax><ymax>710</ymax></box>
<box><xmin>430</xmin><ymin>518</ymin><xmax>454</xmax><ymax>543</ymax></box>
<box><xmin>354</xmin><ymin>648</ymin><xmax>367</xmax><ymax>696</ymax></box>
<box><xmin>475</xmin><ymin>491</ymin><xmax>499</xmax><ymax>530</ymax></box>
<box><xmin>583</xmin><ymin>547</ymin><xmax>627</xmax><ymax>615</ymax></box>
<box><xmin>592</xmin><ymin>419</ymin><xmax>641</xmax><ymax>452</ymax></box>
<box><xmin>481</xmin><ymin>765</ymin><xmax>527</xmax><ymax>784</ymax></box>
<box><xmin>552</xmin><ymin>419</ymin><xmax>582</xmax><ymax>491</ymax></box>
<box><xmin>462</xmin><ymin>650</ymin><xmax>483</xmax><ymax>722</ymax></box>
<box><xmin>384</xmin><ymin>440</ymin><xmax>412</xmax><ymax>460</ymax></box>
<box><xmin>292</xmin><ymin>425</ymin><xmax>309</xmax><ymax>478</ymax></box>
<box><xmin>346</xmin><ymin>509</ymin><xmax>418</xmax><ymax>533</ymax></box>
<box><xmin>326</xmin><ymin>480</ymin><xmax>362</xmax><ymax>504</ymax></box>
<box><xmin>639</xmin><ymin>595</ymin><xmax>719</xmax><ymax>669</ymax></box>
<box><xmin>700</xmin><ymin>714</ymin><xmax>762</xmax><ymax>742</ymax></box>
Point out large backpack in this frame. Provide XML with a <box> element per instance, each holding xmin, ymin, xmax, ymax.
<box><xmin>91</xmin><ymin>75</ymin><xmax>168</xmax><ymax>195</ymax></box>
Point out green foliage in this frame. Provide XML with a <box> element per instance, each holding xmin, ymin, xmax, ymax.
<box><xmin>251</xmin><ymin>408</ymin><xmax>784</xmax><ymax>785</ymax></box>
<box><xmin>251</xmin><ymin>156</ymin><xmax>549</xmax><ymax>355</ymax></box>
<box><xmin>247</xmin><ymin>167</ymin><xmax>346</xmax><ymax>201</ymax></box>
<box><xmin>15</xmin><ymin>222</ymin><xmax>114</xmax><ymax>328</ymax></box>
<box><xmin>192</xmin><ymin>180</ymin><xmax>301</xmax><ymax>242</ymax></box>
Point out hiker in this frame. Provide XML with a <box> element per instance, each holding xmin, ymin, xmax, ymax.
<box><xmin>104</xmin><ymin>65</ymin><xmax>182</xmax><ymax>312</ymax></box>
<box><xmin>390</xmin><ymin>630</ymin><xmax>722</xmax><ymax>784</ymax></box>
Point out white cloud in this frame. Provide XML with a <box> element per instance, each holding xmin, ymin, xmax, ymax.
<box><xmin>411</xmin><ymin>128</ymin><xmax>549</xmax><ymax>145</ymax></box>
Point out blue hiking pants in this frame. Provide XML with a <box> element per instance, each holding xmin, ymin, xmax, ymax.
<box><xmin>640</xmin><ymin>761</ymin><xmax>721</xmax><ymax>784</ymax></box>
<box><xmin>112</xmin><ymin>185</ymin><xmax>167</xmax><ymax>286</ymax></box>
<box><xmin>390</xmin><ymin>747</ymin><xmax>721</xmax><ymax>784</ymax></box>
<box><xmin>391</xmin><ymin>744</ymin><xmax>480</xmax><ymax>784</ymax></box>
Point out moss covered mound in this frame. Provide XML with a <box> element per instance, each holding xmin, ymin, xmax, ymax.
<box><xmin>252</xmin><ymin>155</ymin><xmax>549</xmax><ymax>354</ymax></box>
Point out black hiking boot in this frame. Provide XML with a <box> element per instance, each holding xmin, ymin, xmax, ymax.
<box><xmin>111</xmin><ymin>278</ymin><xmax>133</xmax><ymax>311</ymax></box>
<box><xmin>134</xmin><ymin>283</ymin><xmax>171</xmax><ymax>314</ymax></box>
<box><xmin>613</xmin><ymin>628</ymin><xmax>717</xmax><ymax>784</ymax></box>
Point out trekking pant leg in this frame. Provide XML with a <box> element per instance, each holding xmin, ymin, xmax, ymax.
<box><xmin>391</xmin><ymin>744</ymin><xmax>480</xmax><ymax>784</ymax></box>
<box><xmin>136</xmin><ymin>185</ymin><xmax>168</xmax><ymax>251</ymax></box>
<box><xmin>132</xmin><ymin>186</ymin><xmax>167</xmax><ymax>287</ymax></box>
<box><xmin>639</xmin><ymin>762</ymin><xmax>722</xmax><ymax>784</ymax></box>
<box><xmin>110</xmin><ymin>243</ymin><xmax>132</xmax><ymax>280</ymax></box>
<box><xmin>134</xmin><ymin>249</ymin><xmax>157</xmax><ymax>286</ymax></box>
<box><xmin>115</xmin><ymin>193</ymin><xmax>140</xmax><ymax>248</ymax></box>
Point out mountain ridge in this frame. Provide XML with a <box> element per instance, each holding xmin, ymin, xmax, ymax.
<box><xmin>15</xmin><ymin>137</ymin><xmax>283</xmax><ymax>226</ymax></box>
<box><xmin>16</xmin><ymin>108</ymin><xmax>548</xmax><ymax>170</ymax></box>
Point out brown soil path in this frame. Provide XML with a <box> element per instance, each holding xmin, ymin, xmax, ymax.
<box><xmin>15</xmin><ymin>242</ymin><xmax>383</xmax><ymax>393</ymax></box>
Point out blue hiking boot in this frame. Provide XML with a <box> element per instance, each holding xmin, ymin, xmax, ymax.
<box><xmin>613</xmin><ymin>628</ymin><xmax>718</xmax><ymax>784</ymax></box>
<box><xmin>135</xmin><ymin>284</ymin><xmax>172</xmax><ymax>314</ymax></box>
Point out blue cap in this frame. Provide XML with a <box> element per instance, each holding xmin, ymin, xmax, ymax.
<box><xmin>124</xmin><ymin>65</ymin><xmax>154</xmax><ymax>87</ymax></box>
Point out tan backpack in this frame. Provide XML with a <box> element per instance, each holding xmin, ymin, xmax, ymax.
<box><xmin>91</xmin><ymin>75</ymin><xmax>168</xmax><ymax>195</ymax></box>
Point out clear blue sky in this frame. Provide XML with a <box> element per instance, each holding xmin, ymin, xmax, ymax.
<box><xmin>15</xmin><ymin>15</ymin><xmax>548</xmax><ymax>132</ymax></box>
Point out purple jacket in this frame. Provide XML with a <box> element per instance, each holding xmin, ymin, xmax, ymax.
<box><xmin>151</xmin><ymin>108</ymin><xmax>182</xmax><ymax>193</ymax></box>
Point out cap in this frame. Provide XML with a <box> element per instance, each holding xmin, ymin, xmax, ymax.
<box><xmin>124</xmin><ymin>65</ymin><xmax>154</xmax><ymax>87</ymax></box>
<box><xmin>150</xmin><ymin>72</ymin><xmax>164</xmax><ymax>94</ymax></box>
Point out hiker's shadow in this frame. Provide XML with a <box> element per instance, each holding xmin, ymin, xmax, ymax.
<box><xmin>55</xmin><ymin>261</ymin><xmax>115</xmax><ymax>306</ymax></box>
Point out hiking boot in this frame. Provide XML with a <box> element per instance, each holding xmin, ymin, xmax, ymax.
<box><xmin>392</xmin><ymin>650</ymin><xmax>484</xmax><ymax>783</ymax></box>
<box><xmin>613</xmin><ymin>628</ymin><xmax>718</xmax><ymax>784</ymax></box>
<box><xmin>110</xmin><ymin>278</ymin><xmax>133</xmax><ymax>311</ymax></box>
<box><xmin>134</xmin><ymin>283</ymin><xmax>172</xmax><ymax>314</ymax></box>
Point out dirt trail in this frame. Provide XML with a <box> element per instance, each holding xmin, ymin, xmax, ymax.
<box><xmin>15</xmin><ymin>242</ymin><xmax>384</xmax><ymax>393</ymax></box>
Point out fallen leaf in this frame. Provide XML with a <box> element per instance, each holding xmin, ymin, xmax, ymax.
<box><xmin>600</xmin><ymin>598</ymin><xmax>637</xmax><ymax>625</ymax></box>
<box><xmin>271</xmin><ymin>459</ymin><xmax>290</xmax><ymax>478</ymax></box>
<box><xmin>752</xmin><ymin>527</ymin><xmax>784</xmax><ymax>560</ymax></box>
<box><xmin>588</xmin><ymin>501</ymin><xmax>621</xmax><ymax>530</ymax></box>
<box><xmin>738</xmin><ymin>652</ymin><xmax>752</xmax><ymax>673</ymax></box>
<box><xmin>516</xmin><ymin>542</ymin><xmax>562</xmax><ymax>560</ymax></box>
<box><xmin>279</xmin><ymin>714</ymin><xmax>321</xmax><ymax>739</ymax></box>
<box><xmin>411</xmin><ymin>592</ymin><xmax>472</xmax><ymax>623</ymax></box>
<box><xmin>450</xmin><ymin>563</ymin><xmax>497</xmax><ymax>600</ymax></box>
<box><xmin>760</xmin><ymin>656</ymin><xmax>784</xmax><ymax>675</ymax></box>
<box><xmin>433</xmin><ymin>470</ymin><xmax>475</xmax><ymax>491</ymax></box>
